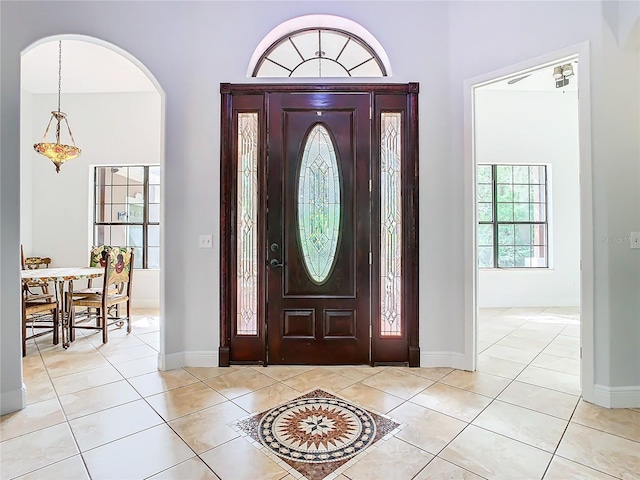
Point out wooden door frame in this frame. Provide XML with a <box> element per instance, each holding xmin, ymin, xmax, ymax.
<box><xmin>219</xmin><ymin>83</ymin><xmax>420</xmax><ymax>367</ymax></box>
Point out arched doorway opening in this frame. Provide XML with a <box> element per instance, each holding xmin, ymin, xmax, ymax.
<box><xmin>20</xmin><ymin>35</ymin><xmax>165</xmax><ymax>395</ymax></box>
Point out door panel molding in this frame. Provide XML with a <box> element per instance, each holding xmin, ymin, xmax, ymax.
<box><xmin>220</xmin><ymin>83</ymin><xmax>419</xmax><ymax>366</ymax></box>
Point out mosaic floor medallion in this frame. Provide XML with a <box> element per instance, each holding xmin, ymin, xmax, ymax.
<box><xmin>231</xmin><ymin>389</ymin><xmax>401</xmax><ymax>480</ymax></box>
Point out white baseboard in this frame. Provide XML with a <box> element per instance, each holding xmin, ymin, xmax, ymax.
<box><xmin>158</xmin><ymin>351</ymin><xmax>219</xmax><ymax>371</ymax></box>
<box><xmin>132</xmin><ymin>299</ymin><xmax>160</xmax><ymax>309</ymax></box>
<box><xmin>420</xmin><ymin>351</ymin><xmax>469</xmax><ymax>370</ymax></box>
<box><xmin>593</xmin><ymin>384</ymin><xmax>640</xmax><ymax>408</ymax></box>
<box><xmin>0</xmin><ymin>384</ymin><xmax>26</xmax><ymax>415</ymax></box>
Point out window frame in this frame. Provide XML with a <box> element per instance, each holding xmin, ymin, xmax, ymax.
<box><xmin>477</xmin><ymin>163</ymin><xmax>549</xmax><ymax>269</ymax></box>
<box><xmin>252</xmin><ymin>27</ymin><xmax>387</xmax><ymax>78</ymax></box>
<box><xmin>93</xmin><ymin>165</ymin><xmax>160</xmax><ymax>269</ymax></box>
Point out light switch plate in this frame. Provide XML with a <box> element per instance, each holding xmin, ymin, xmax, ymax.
<box><xmin>199</xmin><ymin>234</ymin><xmax>213</xmax><ymax>248</ymax></box>
<box><xmin>631</xmin><ymin>232</ymin><xmax>640</xmax><ymax>249</ymax></box>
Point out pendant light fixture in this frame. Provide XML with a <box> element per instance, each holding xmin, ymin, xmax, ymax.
<box><xmin>33</xmin><ymin>41</ymin><xmax>81</xmax><ymax>173</ymax></box>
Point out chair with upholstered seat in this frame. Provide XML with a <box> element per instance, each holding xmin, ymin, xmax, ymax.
<box><xmin>68</xmin><ymin>247</ymin><xmax>134</xmax><ymax>344</ymax></box>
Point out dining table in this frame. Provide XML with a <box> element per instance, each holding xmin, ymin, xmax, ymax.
<box><xmin>21</xmin><ymin>266</ymin><xmax>104</xmax><ymax>348</ymax></box>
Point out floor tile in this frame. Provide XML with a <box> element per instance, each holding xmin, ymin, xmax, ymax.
<box><xmin>87</xmin><ymin>331</ymin><xmax>145</xmax><ymax>350</ymax></box>
<box><xmin>169</xmin><ymin>401</ymin><xmax>246</xmax><ymax>454</ymax></box>
<box><xmin>183</xmin><ymin>366</ymin><xmax>242</xmax><ymax>381</ymax></box>
<box><xmin>439</xmin><ymin>370</ymin><xmax>511</xmax><ymax>398</ymax></box>
<box><xmin>21</xmin><ymin>354</ymin><xmax>47</xmax><ymax>379</ymax></box>
<box><xmin>205</xmin><ymin>368</ymin><xmax>277</xmax><ymax>399</ymax></box>
<box><xmin>232</xmin><ymin>383</ymin><xmax>300</xmax><ymax>414</ymax></box>
<box><xmin>481</xmin><ymin>344</ymin><xmax>539</xmax><ymax>364</ymax></box>
<box><xmin>82</xmin><ymin>424</ymin><xmax>193</xmax><ymax>480</ymax></box>
<box><xmin>496</xmin><ymin>334</ymin><xmax>551</xmax><ymax>351</ymax></box>
<box><xmin>477</xmin><ymin>355</ymin><xmax>526</xmax><ymax>379</ymax></box>
<box><xmin>389</xmin><ymin>401</ymin><xmax>467</xmax><ymax>454</ymax></box>
<box><xmin>561</xmin><ymin>324</ymin><xmax>581</xmax><ymax>338</ymax></box>
<box><xmin>556</xmin><ymin>422</ymin><xmax>640</xmax><ymax>479</ymax></box>
<box><xmin>50</xmin><ymin>364</ymin><xmax>124</xmax><ymax>396</ymax></box>
<box><xmin>129</xmin><ymin>316</ymin><xmax>160</xmax><ymax>335</ymax></box>
<box><xmin>361</xmin><ymin>368</ymin><xmax>434</xmax><ymax>399</ymax></box>
<box><xmin>321</xmin><ymin>366</ymin><xmax>380</xmax><ymax>382</ymax></box>
<box><xmin>336</xmin><ymin>383</ymin><xmax>405</xmax><ymax>414</ymax></box>
<box><xmin>543</xmin><ymin>456</ymin><xmax>618</xmax><ymax>480</ymax></box>
<box><xmin>0</xmin><ymin>397</ymin><xmax>65</xmax><ymax>441</ymax></box>
<box><xmin>530</xmin><ymin>353</ymin><xmax>581</xmax><ymax>375</ymax></box>
<box><xmin>99</xmin><ymin>344</ymin><xmax>158</xmax><ymax>364</ymax></box>
<box><xmin>440</xmin><ymin>425</ymin><xmax>552</xmax><ymax>480</ymax></box>
<box><xmin>551</xmin><ymin>334</ymin><xmax>580</xmax><ymax>346</ymax></box>
<box><xmin>542</xmin><ymin>341</ymin><xmax>580</xmax><ymax>359</ymax></box>
<box><xmin>283</xmin><ymin>368</ymin><xmax>357</xmax><ymax>393</ymax></box>
<box><xmin>24</xmin><ymin>375</ymin><xmax>57</xmax><ymax>405</ymax></box>
<box><xmin>410</xmin><ymin>383</ymin><xmax>492</xmax><ymax>422</ymax></box>
<box><xmin>0</xmin><ymin>423</ymin><xmax>79</xmax><ymax>479</ymax></box>
<box><xmin>199</xmin><ymin>436</ymin><xmax>287</xmax><ymax>480</ymax></box>
<box><xmin>128</xmin><ymin>368</ymin><xmax>199</xmax><ymax>397</ymax></box>
<box><xmin>472</xmin><ymin>400</ymin><xmax>568</xmax><ymax>452</ymax></box>
<box><xmin>516</xmin><ymin>365</ymin><xmax>581</xmax><ymax>396</ymax></box>
<box><xmin>408</xmin><ymin>367</ymin><xmax>454</xmax><ymax>381</ymax></box>
<box><xmin>135</xmin><ymin>331</ymin><xmax>160</xmax><ymax>350</ymax></box>
<box><xmin>541</xmin><ymin>306</ymin><xmax>580</xmax><ymax>316</ymax></box>
<box><xmin>571</xmin><ymin>400</ymin><xmax>640</xmax><ymax>442</ymax></box>
<box><xmin>342</xmin><ymin>436</ymin><xmax>433</xmax><ymax>480</ymax></box>
<box><xmin>147</xmin><ymin>456</ymin><xmax>220</xmax><ymax>479</ymax></box>
<box><xmin>58</xmin><ymin>379</ymin><xmax>141</xmax><ymax>420</ymax></box>
<box><xmin>145</xmin><ymin>382</ymin><xmax>227</xmax><ymax>421</ymax></box>
<box><xmin>483</xmin><ymin>314</ymin><xmax>529</xmax><ymax>328</ymax></box>
<box><xmin>42</xmin><ymin>351</ymin><xmax>112</xmax><ymax>378</ymax></box>
<box><xmin>255</xmin><ymin>365</ymin><xmax>315</xmax><ymax>381</ymax></box>
<box><xmin>113</xmin><ymin>354</ymin><xmax>159</xmax><ymax>378</ymax></box>
<box><xmin>69</xmin><ymin>399</ymin><xmax>164</xmax><ymax>451</ymax></box>
<box><xmin>497</xmin><ymin>381</ymin><xmax>579</xmax><ymax>420</ymax></box>
<box><xmin>414</xmin><ymin>457</ymin><xmax>484</xmax><ymax>479</ymax></box>
<box><xmin>478</xmin><ymin>307</ymin><xmax>510</xmax><ymax>319</ymax></box>
<box><xmin>13</xmin><ymin>454</ymin><xmax>90</xmax><ymax>480</ymax></box>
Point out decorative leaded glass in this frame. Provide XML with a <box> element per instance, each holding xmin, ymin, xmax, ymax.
<box><xmin>380</xmin><ymin>113</ymin><xmax>402</xmax><ymax>336</ymax></box>
<box><xmin>254</xmin><ymin>28</ymin><xmax>386</xmax><ymax>78</ymax></box>
<box><xmin>237</xmin><ymin>113</ymin><xmax>259</xmax><ymax>335</ymax></box>
<box><xmin>298</xmin><ymin>124</ymin><xmax>341</xmax><ymax>284</ymax></box>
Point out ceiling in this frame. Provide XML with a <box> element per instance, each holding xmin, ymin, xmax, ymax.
<box><xmin>481</xmin><ymin>61</ymin><xmax>579</xmax><ymax>92</ymax></box>
<box><xmin>21</xmin><ymin>40</ymin><xmax>156</xmax><ymax>94</ymax></box>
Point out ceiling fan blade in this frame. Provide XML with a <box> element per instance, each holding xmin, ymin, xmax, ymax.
<box><xmin>507</xmin><ymin>74</ymin><xmax>531</xmax><ymax>85</ymax></box>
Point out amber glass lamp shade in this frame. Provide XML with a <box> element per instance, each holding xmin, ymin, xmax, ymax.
<box><xmin>33</xmin><ymin>111</ymin><xmax>81</xmax><ymax>173</ymax></box>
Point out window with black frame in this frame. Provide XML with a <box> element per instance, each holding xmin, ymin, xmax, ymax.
<box><xmin>477</xmin><ymin>164</ymin><xmax>548</xmax><ymax>268</ymax></box>
<box><xmin>93</xmin><ymin>166</ymin><xmax>160</xmax><ymax>269</ymax></box>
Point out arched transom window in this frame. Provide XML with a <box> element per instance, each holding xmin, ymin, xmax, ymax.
<box><xmin>253</xmin><ymin>28</ymin><xmax>387</xmax><ymax>78</ymax></box>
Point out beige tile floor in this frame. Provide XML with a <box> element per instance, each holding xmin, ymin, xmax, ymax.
<box><xmin>2</xmin><ymin>307</ymin><xmax>639</xmax><ymax>479</ymax></box>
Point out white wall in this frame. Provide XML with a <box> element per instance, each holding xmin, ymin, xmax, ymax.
<box><xmin>24</xmin><ymin>91</ymin><xmax>161</xmax><ymax>308</ymax></box>
<box><xmin>1</xmin><ymin>1</ymin><xmax>639</xmax><ymax>413</ymax></box>
<box><xmin>20</xmin><ymin>91</ymin><xmax>34</xmax><ymax>255</ymax></box>
<box><xmin>476</xmin><ymin>89</ymin><xmax>580</xmax><ymax>307</ymax></box>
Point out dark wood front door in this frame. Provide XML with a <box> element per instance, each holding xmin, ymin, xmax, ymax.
<box><xmin>220</xmin><ymin>84</ymin><xmax>420</xmax><ymax>368</ymax></box>
<box><xmin>266</xmin><ymin>93</ymin><xmax>371</xmax><ymax>365</ymax></box>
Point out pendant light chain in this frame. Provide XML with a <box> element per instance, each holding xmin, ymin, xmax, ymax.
<box><xmin>33</xmin><ymin>39</ymin><xmax>81</xmax><ymax>172</ymax></box>
<box><xmin>57</xmin><ymin>41</ymin><xmax>62</xmax><ymax>113</ymax></box>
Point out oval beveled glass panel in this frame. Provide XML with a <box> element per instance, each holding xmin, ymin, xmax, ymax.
<box><xmin>298</xmin><ymin>124</ymin><xmax>341</xmax><ymax>284</ymax></box>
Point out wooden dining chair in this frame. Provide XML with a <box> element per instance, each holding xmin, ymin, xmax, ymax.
<box><xmin>68</xmin><ymin>247</ymin><xmax>134</xmax><ymax>344</ymax></box>
<box><xmin>20</xmin><ymin>244</ymin><xmax>54</xmax><ymax>302</ymax></box>
<box><xmin>22</xmin><ymin>282</ymin><xmax>58</xmax><ymax>356</ymax></box>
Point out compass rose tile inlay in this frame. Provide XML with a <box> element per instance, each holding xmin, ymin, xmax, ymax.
<box><xmin>231</xmin><ymin>389</ymin><xmax>402</xmax><ymax>480</ymax></box>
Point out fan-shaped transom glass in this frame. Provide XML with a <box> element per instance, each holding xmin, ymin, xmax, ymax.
<box><xmin>298</xmin><ymin>124</ymin><xmax>342</xmax><ymax>284</ymax></box>
<box><xmin>253</xmin><ymin>28</ymin><xmax>386</xmax><ymax>78</ymax></box>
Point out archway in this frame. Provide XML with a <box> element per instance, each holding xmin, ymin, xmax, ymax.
<box><xmin>19</xmin><ymin>35</ymin><xmax>165</xmax><ymax>405</ymax></box>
